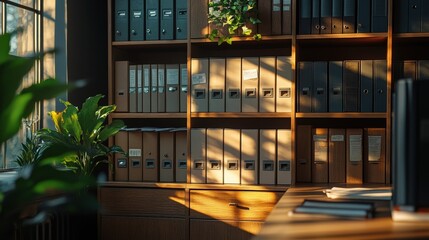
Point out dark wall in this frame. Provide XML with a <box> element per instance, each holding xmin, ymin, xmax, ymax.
<box><xmin>67</xmin><ymin>0</ymin><xmax>108</xmax><ymax>107</ymax></box>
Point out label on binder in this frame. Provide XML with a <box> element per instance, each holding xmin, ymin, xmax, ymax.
<box><xmin>243</xmin><ymin>69</ymin><xmax>258</xmax><ymax>80</ymax></box>
<box><xmin>368</xmin><ymin>136</ymin><xmax>382</xmax><ymax>161</ymax></box>
<box><xmin>349</xmin><ymin>135</ymin><xmax>363</xmax><ymax>162</ymax></box>
<box><xmin>192</xmin><ymin>73</ymin><xmax>207</xmax><ymax>84</ymax></box>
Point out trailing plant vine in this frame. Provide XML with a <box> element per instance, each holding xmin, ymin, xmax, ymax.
<box><xmin>207</xmin><ymin>0</ymin><xmax>262</xmax><ymax>45</ymax></box>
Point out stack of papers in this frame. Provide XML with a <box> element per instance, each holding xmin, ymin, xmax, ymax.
<box><xmin>324</xmin><ymin>187</ymin><xmax>392</xmax><ymax>200</ymax></box>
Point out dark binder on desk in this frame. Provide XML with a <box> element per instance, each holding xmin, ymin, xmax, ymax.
<box><xmin>150</xmin><ymin>64</ymin><xmax>158</xmax><ymax>112</ymax></box>
<box><xmin>137</xmin><ymin>65</ymin><xmax>143</xmax><ymax>112</ymax></box>
<box><xmin>175</xmin><ymin>130</ymin><xmax>187</xmax><ymax>183</ymax></box>
<box><xmin>312</xmin><ymin>0</ymin><xmax>321</xmax><ymax>34</ymax></box>
<box><xmin>241</xmin><ymin>129</ymin><xmax>259</xmax><ymax>184</ymax></box>
<box><xmin>191</xmin><ymin>58</ymin><xmax>209</xmax><ymax>112</ymax></box>
<box><xmin>356</xmin><ymin>0</ymin><xmax>370</xmax><ymax>33</ymax></box>
<box><xmin>158</xmin><ymin>64</ymin><xmax>166</xmax><ymax>112</ymax></box>
<box><xmin>282</xmin><ymin>0</ymin><xmax>292</xmax><ymax>34</ymax></box>
<box><xmin>142</xmin><ymin>129</ymin><xmax>159</xmax><ymax>182</ymax></box>
<box><xmin>371</xmin><ymin>0</ymin><xmax>387</xmax><ymax>32</ymax></box>
<box><xmin>223</xmin><ymin>128</ymin><xmax>241</xmax><ymax>184</ymax></box>
<box><xmin>209</xmin><ymin>58</ymin><xmax>226</xmax><ymax>112</ymax></box>
<box><xmin>129</xmin><ymin>64</ymin><xmax>137</xmax><ymax>112</ymax></box>
<box><xmin>346</xmin><ymin>128</ymin><xmax>363</xmax><ymax>184</ymax></box>
<box><xmin>166</xmin><ymin>64</ymin><xmax>180</xmax><ymax>112</ymax></box>
<box><xmin>114</xmin><ymin>61</ymin><xmax>129</xmax><ymax>112</ymax></box>
<box><xmin>331</xmin><ymin>0</ymin><xmax>343</xmax><ymax>33</ymax></box>
<box><xmin>312</xmin><ymin>61</ymin><xmax>328</xmax><ymax>112</ymax></box>
<box><xmin>298</xmin><ymin>61</ymin><xmax>314</xmax><ymax>112</ymax></box>
<box><xmin>312</xmin><ymin>128</ymin><xmax>329</xmax><ymax>183</ymax></box>
<box><xmin>296</xmin><ymin>125</ymin><xmax>312</xmax><ymax>183</ymax></box>
<box><xmin>277</xmin><ymin>129</ymin><xmax>292</xmax><ymax>185</ymax></box>
<box><xmin>360</xmin><ymin>60</ymin><xmax>373</xmax><ymax>112</ymax></box>
<box><xmin>259</xmin><ymin>56</ymin><xmax>276</xmax><ymax>112</ymax></box>
<box><xmin>343</xmin><ymin>0</ymin><xmax>356</xmax><ymax>33</ymax></box>
<box><xmin>190</xmin><ymin>0</ymin><xmax>208</xmax><ymax>38</ymax></box>
<box><xmin>408</xmin><ymin>0</ymin><xmax>421</xmax><ymax>33</ymax></box>
<box><xmin>179</xmin><ymin>64</ymin><xmax>188</xmax><ymax>112</ymax></box>
<box><xmin>206</xmin><ymin>128</ymin><xmax>224</xmax><ymax>184</ymax></box>
<box><xmin>159</xmin><ymin>131</ymin><xmax>174</xmax><ymax>182</ymax></box>
<box><xmin>114</xmin><ymin>130</ymin><xmax>128</xmax><ymax>181</ymax></box>
<box><xmin>259</xmin><ymin>129</ymin><xmax>276</xmax><ymax>185</ymax></box>
<box><xmin>328</xmin><ymin>61</ymin><xmax>343</xmax><ymax>112</ymax></box>
<box><xmin>142</xmin><ymin>64</ymin><xmax>151</xmax><ymax>112</ymax></box>
<box><xmin>226</xmin><ymin>58</ymin><xmax>241</xmax><ymax>112</ymax></box>
<box><xmin>258</xmin><ymin>0</ymin><xmax>272</xmax><ymax>35</ymax></box>
<box><xmin>145</xmin><ymin>0</ymin><xmax>159</xmax><ymax>40</ymax></box>
<box><xmin>343</xmin><ymin>60</ymin><xmax>360</xmax><ymax>112</ymax></box>
<box><xmin>191</xmin><ymin>128</ymin><xmax>206</xmax><ymax>183</ymax></box>
<box><xmin>175</xmin><ymin>0</ymin><xmax>188</xmax><ymax>39</ymax></box>
<box><xmin>329</xmin><ymin>128</ymin><xmax>346</xmax><ymax>183</ymax></box>
<box><xmin>128</xmin><ymin>130</ymin><xmax>142</xmax><ymax>181</ymax></box>
<box><xmin>114</xmin><ymin>0</ymin><xmax>129</xmax><ymax>41</ymax></box>
<box><xmin>364</xmin><ymin>128</ymin><xmax>385</xmax><ymax>183</ymax></box>
<box><xmin>320</xmin><ymin>0</ymin><xmax>332</xmax><ymax>34</ymax></box>
<box><xmin>241</xmin><ymin>57</ymin><xmax>259</xmax><ymax>112</ymax></box>
<box><xmin>129</xmin><ymin>0</ymin><xmax>144</xmax><ymax>41</ymax></box>
<box><xmin>160</xmin><ymin>0</ymin><xmax>174</xmax><ymax>40</ymax></box>
<box><xmin>272</xmin><ymin>0</ymin><xmax>282</xmax><ymax>35</ymax></box>
<box><xmin>373</xmin><ymin>60</ymin><xmax>387</xmax><ymax>112</ymax></box>
<box><xmin>276</xmin><ymin>56</ymin><xmax>292</xmax><ymax>112</ymax></box>
<box><xmin>299</xmin><ymin>0</ymin><xmax>312</xmax><ymax>34</ymax></box>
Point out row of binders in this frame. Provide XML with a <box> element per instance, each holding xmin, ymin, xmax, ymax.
<box><xmin>257</xmin><ymin>0</ymin><xmax>292</xmax><ymax>35</ymax></box>
<box><xmin>114</xmin><ymin>61</ymin><xmax>188</xmax><ymax>113</ymax></box>
<box><xmin>299</xmin><ymin>0</ymin><xmax>388</xmax><ymax>34</ymax></box>
<box><xmin>395</xmin><ymin>0</ymin><xmax>429</xmax><ymax>33</ymax></box>
<box><xmin>113</xmin><ymin>127</ymin><xmax>292</xmax><ymax>185</ymax></box>
<box><xmin>298</xmin><ymin>60</ymin><xmax>387</xmax><ymax>113</ymax></box>
<box><xmin>296</xmin><ymin>126</ymin><xmax>386</xmax><ymax>184</ymax></box>
<box><xmin>114</xmin><ymin>0</ymin><xmax>187</xmax><ymax>41</ymax></box>
<box><xmin>393</xmin><ymin>60</ymin><xmax>429</xmax><ymax>82</ymax></box>
<box><xmin>191</xmin><ymin>56</ymin><xmax>292</xmax><ymax>113</ymax></box>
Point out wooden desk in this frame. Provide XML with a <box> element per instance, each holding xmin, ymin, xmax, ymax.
<box><xmin>253</xmin><ymin>186</ymin><xmax>429</xmax><ymax>240</ymax></box>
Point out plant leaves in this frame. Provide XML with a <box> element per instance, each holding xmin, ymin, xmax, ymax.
<box><xmin>99</xmin><ymin>120</ymin><xmax>125</xmax><ymax>142</ymax></box>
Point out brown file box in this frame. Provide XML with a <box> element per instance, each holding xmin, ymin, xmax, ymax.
<box><xmin>190</xmin><ymin>0</ymin><xmax>208</xmax><ymax>38</ymax></box>
<box><xmin>142</xmin><ymin>64</ymin><xmax>151</xmax><ymax>113</ymax></box>
<box><xmin>114</xmin><ymin>130</ymin><xmax>128</xmax><ymax>181</ymax></box>
<box><xmin>114</xmin><ymin>61</ymin><xmax>129</xmax><ymax>112</ymax></box>
<box><xmin>166</xmin><ymin>64</ymin><xmax>180</xmax><ymax>112</ymax></box>
<box><xmin>137</xmin><ymin>65</ymin><xmax>143</xmax><ymax>112</ymax></box>
<box><xmin>276</xmin><ymin>56</ymin><xmax>293</xmax><ymax>112</ymax></box>
<box><xmin>128</xmin><ymin>130</ymin><xmax>143</xmax><ymax>181</ymax></box>
<box><xmin>241</xmin><ymin>129</ymin><xmax>259</xmax><ymax>184</ymax></box>
<box><xmin>209</xmin><ymin>58</ymin><xmax>226</xmax><ymax>112</ymax></box>
<box><xmin>312</xmin><ymin>128</ymin><xmax>329</xmax><ymax>183</ymax></box>
<box><xmin>363</xmin><ymin>128</ymin><xmax>385</xmax><ymax>183</ymax></box>
<box><xmin>142</xmin><ymin>130</ymin><xmax>159</xmax><ymax>182</ymax></box>
<box><xmin>277</xmin><ymin>129</ymin><xmax>292</xmax><ymax>185</ymax></box>
<box><xmin>328</xmin><ymin>128</ymin><xmax>346</xmax><ymax>183</ymax></box>
<box><xmin>282</xmin><ymin>0</ymin><xmax>292</xmax><ymax>34</ymax></box>
<box><xmin>259</xmin><ymin>56</ymin><xmax>276</xmax><ymax>113</ymax></box>
<box><xmin>343</xmin><ymin>60</ymin><xmax>360</xmax><ymax>112</ymax></box>
<box><xmin>129</xmin><ymin>64</ymin><xmax>137</xmax><ymax>112</ymax></box>
<box><xmin>158</xmin><ymin>64</ymin><xmax>166</xmax><ymax>112</ymax></box>
<box><xmin>258</xmin><ymin>0</ymin><xmax>272</xmax><ymax>35</ymax></box>
<box><xmin>226</xmin><ymin>57</ymin><xmax>241</xmax><ymax>112</ymax></box>
<box><xmin>259</xmin><ymin>129</ymin><xmax>276</xmax><ymax>185</ymax></box>
<box><xmin>159</xmin><ymin>131</ymin><xmax>175</xmax><ymax>182</ymax></box>
<box><xmin>191</xmin><ymin>128</ymin><xmax>206</xmax><ymax>183</ymax></box>
<box><xmin>206</xmin><ymin>128</ymin><xmax>224</xmax><ymax>183</ymax></box>
<box><xmin>223</xmin><ymin>128</ymin><xmax>241</xmax><ymax>184</ymax></box>
<box><xmin>191</xmin><ymin>58</ymin><xmax>209</xmax><ymax>112</ymax></box>
<box><xmin>272</xmin><ymin>0</ymin><xmax>282</xmax><ymax>35</ymax></box>
<box><xmin>180</xmin><ymin>63</ymin><xmax>188</xmax><ymax>113</ymax></box>
<box><xmin>242</xmin><ymin>57</ymin><xmax>259</xmax><ymax>112</ymax></box>
<box><xmin>175</xmin><ymin>130</ymin><xmax>187</xmax><ymax>183</ymax></box>
<box><xmin>346</xmin><ymin>128</ymin><xmax>363</xmax><ymax>184</ymax></box>
<box><xmin>296</xmin><ymin>125</ymin><xmax>312</xmax><ymax>182</ymax></box>
<box><xmin>150</xmin><ymin>64</ymin><xmax>158</xmax><ymax>112</ymax></box>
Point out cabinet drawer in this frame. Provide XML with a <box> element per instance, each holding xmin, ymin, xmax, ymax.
<box><xmin>190</xmin><ymin>190</ymin><xmax>284</xmax><ymax>221</ymax></box>
<box><xmin>190</xmin><ymin>219</ymin><xmax>263</xmax><ymax>240</ymax></box>
<box><xmin>99</xmin><ymin>187</ymin><xmax>186</xmax><ymax>216</ymax></box>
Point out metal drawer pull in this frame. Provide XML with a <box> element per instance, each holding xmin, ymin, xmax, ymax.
<box><xmin>228</xmin><ymin>203</ymin><xmax>250</xmax><ymax>210</ymax></box>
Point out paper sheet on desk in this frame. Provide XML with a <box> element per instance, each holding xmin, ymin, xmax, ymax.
<box><xmin>324</xmin><ymin>187</ymin><xmax>392</xmax><ymax>200</ymax></box>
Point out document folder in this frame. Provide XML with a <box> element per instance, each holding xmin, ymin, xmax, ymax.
<box><xmin>312</xmin><ymin>0</ymin><xmax>321</xmax><ymax>34</ymax></box>
<box><xmin>343</xmin><ymin>60</ymin><xmax>360</xmax><ymax>112</ymax></box>
<box><xmin>114</xmin><ymin>0</ymin><xmax>129</xmax><ymax>41</ymax></box>
<box><xmin>190</xmin><ymin>0</ymin><xmax>208</xmax><ymax>38</ymax></box>
<box><xmin>346</xmin><ymin>128</ymin><xmax>363</xmax><ymax>184</ymax></box>
<box><xmin>408</xmin><ymin>0</ymin><xmax>421</xmax><ymax>33</ymax></box>
<box><xmin>142</xmin><ymin>129</ymin><xmax>159</xmax><ymax>182</ymax></box>
<box><xmin>328</xmin><ymin>61</ymin><xmax>343</xmax><ymax>112</ymax></box>
<box><xmin>128</xmin><ymin>130</ymin><xmax>142</xmax><ymax>181</ymax></box>
<box><xmin>312</xmin><ymin>61</ymin><xmax>328</xmax><ymax>112</ymax></box>
<box><xmin>331</xmin><ymin>0</ymin><xmax>343</xmax><ymax>33</ymax></box>
<box><xmin>320</xmin><ymin>0</ymin><xmax>332</xmax><ymax>34</ymax></box>
<box><xmin>160</xmin><ymin>0</ymin><xmax>174</xmax><ymax>40</ymax></box>
<box><xmin>277</xmin><ymin>129</ymin><xmax>292</xmax><ymax>185</ymax></box>
<box><xmin>180</xmin><ymin>63</ymin><xmax>188</xmax><ymax>112</ymax></box>
<box><xmin>137</xmin><ymin>65</ymin><xmax>143</xmax><ymax>112</ymax></box>
<box><xmin>206</xmin><ymin>128</ymin><xmax>224</xmax><ymax>184</ymax></box>
<box><xmin>191</xmin><ymin>58</ymin><xmax>209</xmax><ymax>112</ymax></box>
<box><xmin>272</xmin><ymin>0</ymin><xmax>282</xmax><ymax>35</ymax></box>
<box><xmin>259</xmin><ymin>56</ymin><xmax>276</xmax><ymax>112</ymax></box>
<box><xmin>150</xmin><ymin>64</ymin><xmax>158</xmax><ymax>112</ymax></box>
<box><xmin>329</xmin><ymin>128</ymin><xmax>346</xmax><ymax>183</ymax></box>
<box><xmin>258</xmin><ymin>0</ymin><xmax>272</xmax><ymax>35</ymax></box>
<box><xmin>343</xmin><ymin>0</ymin><xmax>356</xmax><ymax>33</ymax></box>
<box><xmin>175</xmin><ymin>0</ymin><xmax>188</xmax><ymax>39</ymax></box>
<box><xmin>114</xmin><ymin>61</ymin><xmax>129</xmax><ymax>112</ymax></box>
<box><xmin>224</xmin><ymin>128</ymin><xmax>241</xmax><ymax>184</ymax></box>
<box><xmin>142</xmin><ymin>64</ymin><xmax>151</xmax><ymax>112</ymax></box>
<box><xmin>296</xmin><ymin>125</ymin><xmax>312</xmax><ymax>182</ymax></box>
<box><xmin>129</xmin><ymin>0</ymin><xmax>144</xmax><ymax>41</ymax></box>
<box><xmin>114</xmin><ymin>130</ymin><xmax>128</xmax><ymax>181</ymax></box>
<box><xmin>241</xmin><ymin>129</ymin><xmax>258</xmax><ymax>184</ymax></box>
<box><xmin>209</xmin><ymin>58</ymin><xmax>226</xmax><ymax>112</ymax></box>
<box><xmin>364</xmin><ymin>128</ymin><xmax>385</xmax><ymax>183</ymax></box>
<box><xmin>276</xmin><ymin>56</ymin><xmax>293</xmax><ymax>112</ymax></box>
<box><xmin>175</xmin><ymin>130</ymin><xmax>187</xmax><ymax>183</ymax></box>
<box><xmin>299</xmin><ymin>0</ymin><xmax>312</xmax><ymax>34</ymax></box>
<box><xmin>419</xmin><ymin>60</ymin><xmax>429</xmax><ymax>80</ymax></box>
<box><xmin>166</xmin><ymin>64</ymin><xmax>180</xmax><ymax>112</ymax></box>
<box><xmin>298</xmin><ymin>61</ymin><xmax>314</xmax><ymax>112</ymax></box>
<box><xmin>145</xmin><ymin>0</ymin><xmax>159</xmax><ymax>40</ymax></box>
<box><xmin>159</xmin><ymin>131</ymin><xmax>175</xmax><ymax>182</ymax></box>
<box><xmin>360</xmin><ymin>60</ymin><xmax>373</xmax><ymax>112</ymax></box>
<box><xmin>225</xmin><ymin>57</ymin><xmax>241</xmax><ymax>112</ymax></box>
<box><xmin>282</xmin><ymin>0</ymin><xmax>292</xmax><ymax>34</ymax></box>
<box><xmin>158</xmin><ymin>64</ymin><xmax>166</xmax><ymax>112</ymax></box>
<box><xmin>241</xmin><ymin>57</ymin><xmax>259</xmax><ymax>112</ymax></box>
<box><xmin>371</xmin><ymin>0</ymin><xmax>387</xmax><ymax>32</ymax></box>
<box><xmin>191</xmin><ymin>128</ymin><xmax>206</xmax><ymax>183</ymax></box>
<box><xmin>260</xmin><ymin>129</ymin><xmax>276</xmax><ymax>185</ymax></box>
<box><xmin>312</xmin><ymin>128</ymin><xmax>329</xmax><ymax>183</ymax></box>
<box><xmin>129</xmin><ymin>64</ymin><xmax>137</xmax><ymax>112</ymax></box>
<box><xmin>373</xmin><ymin>60</ymin><xmax>387</xmax><ymax>112</ymax></box>
<box><xmin>356</xmin><ymin>0</ymin><xmax>370</xmax><ymax>33</ymax></box>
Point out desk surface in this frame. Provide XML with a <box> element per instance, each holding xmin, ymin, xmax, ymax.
<box><xmin>253</xmin><ymin>186</ymin><xmax>429</xmax><ymax>240</ymax></box>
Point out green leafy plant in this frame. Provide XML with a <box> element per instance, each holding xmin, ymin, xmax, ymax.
<box><xmin>0</xmin><ymin>31</ymin><xmax>98</xmax><ymax>238</ymax></box>
<box><xmin>15</xmin><ymin>135</ymin><xmax>45</xmax><ymax>167</ymax></box>
<box><xmin>37</xmin><ymin>94</ymin><xmax>126</xmax><ymax>177</ymax></box>
<box><xmin>207</xmin><ymin>0</ymin><xmax>262</xmax><ymax>45</ymax></box>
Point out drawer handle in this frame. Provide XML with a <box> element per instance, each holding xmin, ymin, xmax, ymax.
<box><xmin>229</xmin><ymin>202</ymin><xmax>250</xmax><ymax>210</ymax></box>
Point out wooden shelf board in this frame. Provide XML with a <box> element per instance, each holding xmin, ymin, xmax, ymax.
<box><xmin>110</xmin><ymin>112</ymin><xmax>187</xmax><ymax>119</ymax></box>
<box><xmin>191</xmin><ymin>112</ymin><xmax>292</xmax><ymax>118</ymax></box>
<box><xmin>297</xmin><ymin>33</ymin><xmax>387</xmax><ymax>40</ymax></box>
<box><xmin>296</xmin><ymin>112</ymin><xmax>386</xmax><ymax>119</ymax></box>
